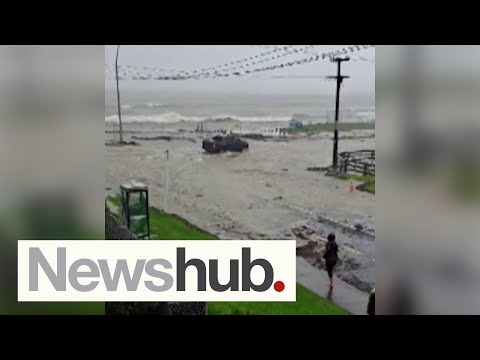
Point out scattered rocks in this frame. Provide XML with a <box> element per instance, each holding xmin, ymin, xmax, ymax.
<box><xmin>273</xmin><ymin>196</ymin><xmax>283</xmax><ymax>201</ymax></box>
<box><xmin>105</xmin><ymin>141</ymin><xmax>139</xmax><ymax>147</ymax></box>
<box><xmin>266</xmin><ymin>183</ymin><xmax>272</xmax><ymax>189</ymax></box>
<box><xmin>341</xmin><ymin>257</ymin><xmax>362</xmax><ymax>272</ymax></box>
<box><xmin>133</xmin><ymin>135</ymin><xmax>173</xmax><ymax>141</ymax></box>
<box><xmin>294</xmin><ymin>230</ymin><xmax>309</xmax><ymax>240</ymax></box>
<box><xmin>292</xmin><ymin>225</ymin><xmax>316</xmax><ymax>239</ymax></box>
<box><xmin>105</xmin><ymin>302</ymin><xmax>170</xmax><ymax>315</ymax></box>
<box><xmin>105</xmin><ymin>302</ymin><xmax>207</xmax><ymax>315</ymax></box>
<box><xmin>224</xmin><ymin>224</ymin><xmax>236</xmax><ymax>231</ymax></box>
<box><xmin>132</xmin><ymin>135</ymin><xmax>196</xmax><ymax>143</ymax></box>
<box><xmin>282</xmin><ymin>168</ymin><xmax>289</xmax><ymax>172</ymax></box>
<box><xmin>242</xmin><ymin>134</ymin><xmax>271</xmax><ymax>141</ymax></box>
<box><xmin>354</xmin><ymin>224</ymin><xmax>364</xmax><ymax>232</ymax></box>
<box><xmin>296</xmin><ymin>242</ymin><xmax>321</xmax><ymax>262</ymax></box>
<box><xmin>168</xmin><ymin>302</ymin><xmax>207</xmax><ymax>315</ymax></box>
<box><xmin>341</xmin><ymin>273</ymin><xmax>371</xmax><ymax>293</ymax></box>
<box><xmin>317</xmin><ymin>215</ymin><xmax>375</xmax><ymax>238</ymax></box>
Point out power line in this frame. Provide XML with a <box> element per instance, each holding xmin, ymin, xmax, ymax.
<box><xmin>105</xmin><ymin>45</ymin><xmax>373</xmax><ymax>79</ymax></box>
<box><xmin>105</xmin><ymin>45</ymin><xmax>374</xmax><ymax>81</ymax></box>
<box><xmin>192</xmin><ymin>45</ymin><xmax>319</xmax><ymax>78</ymax></box>
<box><xmin>105</xmin><ymin>45</ymin><xmax>313</xmax><ymax>79</ymax></box>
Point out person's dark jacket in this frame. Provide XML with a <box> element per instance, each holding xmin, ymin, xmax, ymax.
<box><xmin>323</xmin><ymin>241</ymin><xmax>339</xmax><ymax>264</ymax></box>
<box><xmin>368</xmin><ymin>290</ymin><xmax>375</xmax><ymax>315</ymax></box>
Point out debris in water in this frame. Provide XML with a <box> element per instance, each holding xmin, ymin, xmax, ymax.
<box><xmin>355</xmin><ymin>224</ymin><xmax>364</xmax><ymax>232</ymax></box>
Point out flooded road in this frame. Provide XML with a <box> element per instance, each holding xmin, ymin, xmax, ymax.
<box><xmin>106</xmin><ymin>129</ymin><xmax>375</xmax><ymax>292</ymax></box>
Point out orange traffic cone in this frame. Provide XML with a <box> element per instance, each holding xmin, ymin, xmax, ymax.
<box><xmin>349</xmin><ymin>180</ymin><xmax>355</xmax><ymax>193</ymax></box>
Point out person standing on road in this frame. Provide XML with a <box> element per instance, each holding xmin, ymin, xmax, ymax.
<box><xmin>323</xmin><ymin>233</ymin><xmax>339</xmax><ymax>288</ymax></box>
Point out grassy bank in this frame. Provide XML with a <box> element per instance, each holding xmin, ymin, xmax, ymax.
<box><xmin>336</xmin><ymin>174</ymin><xmax>375</xmax><ymax>194</ymax></box>
<box><xmin>209</xmin><ymin>283</ymin><xmax>350</xmax><ymax>315</ymax></box>
<box><xmin>107</xmin><ymin>195</ymin><xmax>218</xmax><ymax>240</ymax></box>
<box><xmin>106</xmin><ymin>195</ymin><xmax>349</xmax><ymax>315</ymax></box>
<box><xmin>287</xmin><ymin>122</ymin><xmax>374</xmax><ymax>135</ymax></box>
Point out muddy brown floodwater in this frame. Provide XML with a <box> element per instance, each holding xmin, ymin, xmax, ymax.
<box><xmin>106</xmin><ymin>129</ymin><xmax>375</xmax><ymax>293</ymax></box>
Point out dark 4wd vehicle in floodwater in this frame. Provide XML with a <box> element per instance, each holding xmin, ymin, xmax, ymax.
<box><xmin>203</xmin><ymin>134</ymin><xmax>249</xmax><ymax>154</ymax></box>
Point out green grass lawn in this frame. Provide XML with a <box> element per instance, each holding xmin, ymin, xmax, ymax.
<box><xmin>336</xmin><ymin>174</ymin><xmax>375</xmax><ymax>194</ymax></box>
<box><xmin>209</xmin><ymin>283</ymin><xmax>350</xmax><ymax>315</ymax></box>
<box><xmin>106</xmin><ymin>195</ymin><xmax>218</xmax><ymax>240</ymax></box>
<box><xmin>106</xmin><ymin>195</ymin><xmax>349</xmax><ymax>315</ymax></box>
<box><xmin>149</xmin><ymin>207</ymin><xmax>218</xmax><ymax>240</ymax></box>
<box><xmin>288</xmin><ymin>122</ymin><xmax>375</xmax><ymax>135</ymax></box>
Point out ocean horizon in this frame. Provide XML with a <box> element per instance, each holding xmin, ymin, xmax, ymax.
<box><xmin>105</xmin><ymin>84</ymin><xmax>375</xmax><ymax>125</ymax></box>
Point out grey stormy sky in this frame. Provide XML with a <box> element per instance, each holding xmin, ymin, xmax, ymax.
<box><xmin>105</xmin><ymin>45</ymin><xmax>375</xmax><ymax>96</ymax></box>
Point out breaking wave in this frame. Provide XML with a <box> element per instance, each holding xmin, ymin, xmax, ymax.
<box><xmin>105</xmin><ymin>112</ymin><xmax>293</xmax><ymax>124</ymax></box>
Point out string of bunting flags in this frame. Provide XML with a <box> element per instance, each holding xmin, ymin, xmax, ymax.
<box><xmin>105</xmin><ymin>45</ymin><xmax>374</xmax><ymax>80</ymax></box>
<box><xmin>105</xmin><ymin>45</ymin><xmax>374</xmax><ymax>81</ymax></box>
<box><xmin>105</xmin><ymin>45</ymin><xmax>314</xmax><ymax>80</ymax></box>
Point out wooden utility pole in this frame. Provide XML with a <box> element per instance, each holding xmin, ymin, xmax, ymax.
<box><xmin>329</xmin><ymin>57</ymin><xmax>350</xmax><ymax>169</ymax></box>
<box><xmin>116</xmin><ymin>45</ymin><xmax>124</xmax><ymax>143</ymax></box>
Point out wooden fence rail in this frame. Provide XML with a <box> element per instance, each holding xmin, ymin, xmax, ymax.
<box><xmin>339</xmin><ymin>150</ymin><xmax>375</xmax><ymax>176</ymax></box>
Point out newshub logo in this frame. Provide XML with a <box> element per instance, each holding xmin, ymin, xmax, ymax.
<box><xmin>18</xmin><ymin>241</ymin><xmax>296</xmax><ymax>302</ymax></box>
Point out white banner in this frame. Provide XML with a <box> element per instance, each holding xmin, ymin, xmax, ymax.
<box><xmin>18</xmin><ymin>240</ymin><xmax>296</xmax><ymax>302</ymax></box>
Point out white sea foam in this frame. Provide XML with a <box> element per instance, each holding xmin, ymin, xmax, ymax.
<box><xmin>105</xmin><ymin>112</ymin><xmax>293</xmax><ymax>124</ymax></box>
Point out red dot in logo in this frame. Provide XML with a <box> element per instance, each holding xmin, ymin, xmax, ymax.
<box><xmin>274</xmin><ymin>281</ymin><xmax>285</xmax><ymax>292</ymax></box>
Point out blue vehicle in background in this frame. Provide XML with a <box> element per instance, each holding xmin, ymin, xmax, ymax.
<box><xmin>289</xmin><ymin>119</ymin><xmax>304</xmax><ymax>129</ymax></box>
